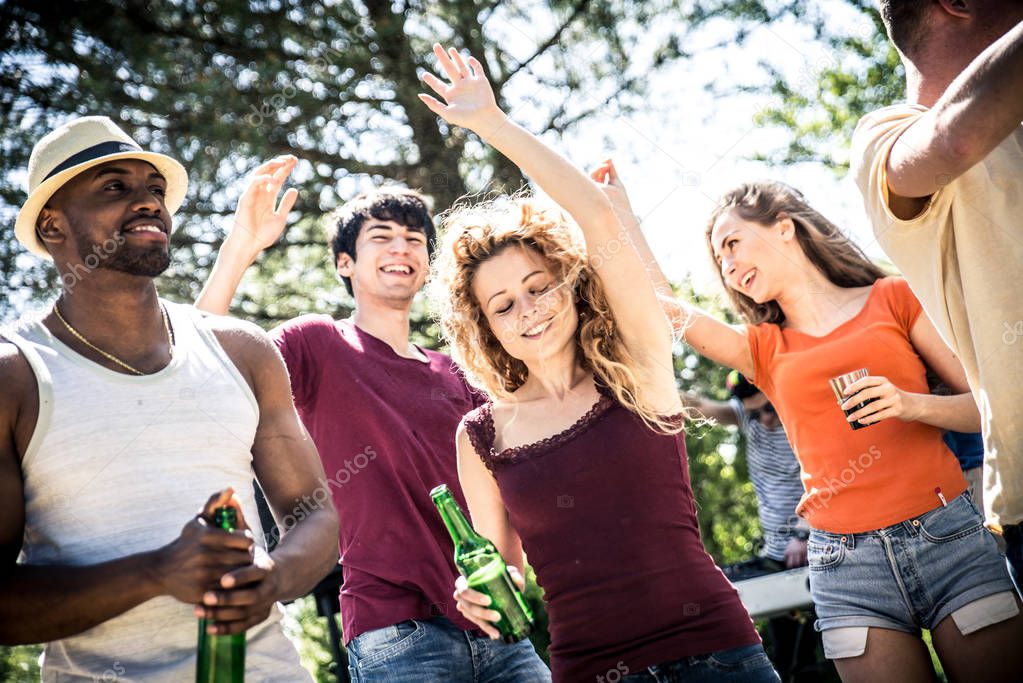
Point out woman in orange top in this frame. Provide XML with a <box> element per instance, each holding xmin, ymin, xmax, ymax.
<box><xmin>600</xmin><ymin>168</ymin><xmax>1022</xmax><ymax>683</ymax></box>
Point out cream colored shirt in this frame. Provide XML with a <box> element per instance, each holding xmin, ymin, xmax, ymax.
<box><xmin>851</xmin><ymin>104</ymin><xmax>1023</xmax><ymax>531</ymax></box>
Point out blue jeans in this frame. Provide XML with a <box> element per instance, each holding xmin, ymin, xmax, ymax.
<box><xmin>347</xmin><ymin>616</ymin><xmax>551</xmax><ymax>683</ymax></box>
<box><xmin>619</xmin><ymin>644</ymin><xmax>780</xmax><ymax>682</ymax></box>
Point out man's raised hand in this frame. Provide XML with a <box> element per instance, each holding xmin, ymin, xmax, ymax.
<box><xmin>228</xmin><ymin>155</ymin><xmax>300</xmax><ymax>258</ymax></box>
<box><xmin>195</xmin><ymin>156</ymin><xmax>299</xmax><ymax>315</ymax></box>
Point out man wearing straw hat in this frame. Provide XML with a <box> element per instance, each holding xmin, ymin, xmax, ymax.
<box><xmin>0</xmin><ymin>116</ymin><xmax>339</xmax><ymax>681</ymax></box>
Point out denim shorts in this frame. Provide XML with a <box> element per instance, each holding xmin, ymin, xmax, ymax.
<box><xmin>620</xmin><ymin>643</ymin><xmax>780</xmax><ymax>682</ymax></box>
<box><xmin>347</xmin><ymin>616</ymin><xmax>550</xmax><ymax>683</ymax></box>
<box><xmin>808</xmin><ymin>492</ymin><xmax>1015</xmax><ymax>633</ymax></box>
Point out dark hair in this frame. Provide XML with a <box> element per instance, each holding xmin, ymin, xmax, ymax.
<box><xmin>326</xmin><ymin>187</ymin><xmax>436</xmax><ymax>296</ymax></box>
<box><xmin>705</xmin><ymin>181</ymin><xmax>887</xmax><ymax>326</ymax></box>
<box><xmin>880</xmin><ymin>0</ymin><xmax>935</xmax><ymax>57</ymax></box>
<box><xmin>726</xmin><ymin>370</ymin><xmax>760</xmax><ymax>400</ymax></box>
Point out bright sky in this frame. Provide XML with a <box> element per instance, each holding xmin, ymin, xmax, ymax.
<box><xmin>518</xmin><ymin>1</ymin><xmax>887</xmax><ymax>296</ymax></box>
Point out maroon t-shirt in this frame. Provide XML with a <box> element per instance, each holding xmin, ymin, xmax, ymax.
<box><xmin>273</xmin><ymin>315</ymin><xmax>482</xmax><ymax>642</ymax></box>
<box><xmin>463</xmin><ymin>385</ymin><xmax>760</xmax><ymax>682</ymax></box>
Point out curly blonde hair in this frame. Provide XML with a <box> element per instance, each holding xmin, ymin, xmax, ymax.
<box><xmin>429</xmin><ymin>195</ymin><xmax>682</xmax><ymax>435</ymax></box>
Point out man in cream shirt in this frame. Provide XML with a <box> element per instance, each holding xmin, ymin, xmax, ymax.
<box><xmin>851</xmin><ymin>1</ymin><xmax>1023</xmax><ymax>586</ymax></box>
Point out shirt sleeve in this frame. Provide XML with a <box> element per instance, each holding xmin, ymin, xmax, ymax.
<box><xmin>883</xmin><ymin>277</ymin><xmax>925</xmax><ymax>335</ymax></box>
<box><xmin>743</xmin><ymin>323</ymin><xmax>777</xmax><ymax>397</ymax></box>
<box><xmin>851</xmin><ymin>104</ymin><xmax>953</xmax><ymax>241</ymax></box>
<box><xmin>270</xmin><ymin>316</ymin><xmax>322</xmax><ymax>410</ymax></box>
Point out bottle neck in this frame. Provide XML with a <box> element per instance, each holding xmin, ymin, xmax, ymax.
<box><xmin>214</xmin><ymin>507</ymin><xmax>237</xmax><ymax>533</ymax></box>
<box><xmin>434</xmin><ymin>493</ymin><xmax>484</xmax><ymax>548</ymax></box>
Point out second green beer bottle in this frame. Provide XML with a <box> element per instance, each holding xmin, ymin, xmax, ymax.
<box><xmin>196</xmin><ymin>506</ymin><xmax>245</xmax><ymax>683</ymax></box>
<box><xmin>430</xmin><ymin>483</ymin><xmax>534</xmax><ymax>643</ymax></box>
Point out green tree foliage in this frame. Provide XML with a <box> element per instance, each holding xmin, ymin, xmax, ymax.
<box><xmin>685</xmin><ymin>0</ymin><xmax>904</xmax><ymax>171</ymax></box>
<box><xmin>283</xmin><ymin>596</ymin><xmax>337</xmax><ymax>682</ymax></box>
<box><xmin>0</xmin><ymin>644</ymin><xmax>40</xmax><ymax>682</ymax></box>
<box><xmin>0</xmin><ymin>0</ymin><xmax>692</xmax><ymax>322</ymax></box>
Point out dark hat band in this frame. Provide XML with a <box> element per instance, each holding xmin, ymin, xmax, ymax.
<box><xmin>42</xmin><ymin>140</ymin><xmax>144</xmax><ymax>182</ymax></box>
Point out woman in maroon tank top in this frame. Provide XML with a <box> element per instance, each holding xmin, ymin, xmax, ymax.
<box><xmin>420</xmin><ymin>44</ymin><xmax>778</xmax><ymax>682</ymax></box>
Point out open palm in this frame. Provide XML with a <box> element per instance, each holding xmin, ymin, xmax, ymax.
<box><xmin>231</xmin><ymin>155</ymin><xmax>299</xmax><ymax>253</ymax></box>
<box><xmin>419</xmin><ymin>43</ymin><xmax>499</xmax><ymax>131</ymax></box>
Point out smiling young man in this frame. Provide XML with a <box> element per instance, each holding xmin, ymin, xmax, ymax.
<box><xmin>0</xmin><ymin>116</ymin><xmax>339</xmax><ymax>680</ymax></box>
<box><xmin>196</xmin><ymin>177</ymin><xmax>551</xmax><ymax>682</ymax></box>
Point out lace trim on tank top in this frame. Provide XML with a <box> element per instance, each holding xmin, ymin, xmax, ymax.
<box><xmin>466</xmin><ymin>384</ymin><xmax>616</xmax><ymax>469</ymax></box>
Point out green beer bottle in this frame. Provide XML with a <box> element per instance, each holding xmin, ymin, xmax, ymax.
<box><xmin>196</xmin><ymin>506</ymin><xmax>245</xmax><ymax>683</ymax></box>
<box><xmin>430</xmin><ymin>484</ymin><xmax>533</xmax><ymax>643</ymax></box>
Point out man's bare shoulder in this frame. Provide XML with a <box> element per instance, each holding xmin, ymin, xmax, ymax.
<box><xmin>191</xmin><ymin>309</ymin><xmax>282</xmax><ymax>388</ymax></box>
<box><xmin>0</xmin><ymin>338</ymin><xmax>37</xmax><ymax>430</ymax></box>
<box><xmin>0</xmin><ymin>338</ymin><xmax>34</xmax><ymax>390</ymax></box>
<box><xmin>194</xmin><ymin>308</ymin><xmax>273</xmax><ymax>346</ymax></box>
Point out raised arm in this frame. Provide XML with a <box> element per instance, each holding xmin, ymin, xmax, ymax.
<box><xmin>886</xmin><ymin>18</ymin><xmax>1023</xmax><ymax>211</ymax></box>
<box><xmin>589</xmin><ymin>159</ymin><xmax>755</xmax><ymax>379</ymax></box>
<box><xmin>419</xmin><ymin>46</ymin><xmax>675</xmax><ymax>401</ymax></box>
<box><xmin>195</xmin><ymin>156</ymin><xmax>299</xmax><ymax>315</ymax></box>
<box><xmin>200</xmin><ymin>318</ymin><xmax>340</xmax><ymax>635</ymax></box>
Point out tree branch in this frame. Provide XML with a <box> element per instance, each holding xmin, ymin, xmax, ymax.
<box><xmin>497</xmin><ymin>0</ymin><xmax>591</xmax><ymax>86</ymax></box>
<box><xmin>541</xmin><ymin>75</ymin><xmax>639</xmax><ymax>133</ymax></box>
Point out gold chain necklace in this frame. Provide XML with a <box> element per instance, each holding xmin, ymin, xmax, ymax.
<box><xmin>52</xmin><ymin>300</ymin><xmax>175</xmax><ymax>376</ymax></box>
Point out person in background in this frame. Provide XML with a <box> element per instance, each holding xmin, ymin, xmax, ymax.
<box><xmin>927</xmin><ymin>370</ymin><xmax>987</xmax><ymax>516</ymax></box>
<box><xmin>599</xmin><ymin>165</ymin><xmax>1021</xmax><ymax>681</ymax></box>
<box><xmin>687</xmin><ymin>370</ymin><xmax>808</xmax><ymax>572</ymax></box>
<box><xmin>945</xmin><ymin>430</ymin><xmax>985</xmax><ymax>507</ymax></box>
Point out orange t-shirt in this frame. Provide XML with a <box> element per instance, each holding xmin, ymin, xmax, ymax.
<box><xmin>746</xmin><ymin>276</ymin><xmax>966</xmax><ymax>533</ymax></box>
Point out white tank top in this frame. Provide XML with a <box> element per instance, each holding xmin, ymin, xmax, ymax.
<box><xmin>7</xmin><ymin>301</ymin><xmax>311</xmax><ymax>682</ymax></box>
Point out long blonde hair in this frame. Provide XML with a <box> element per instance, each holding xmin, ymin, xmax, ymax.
<box><xmin>706</xmin><ymin>181</ymin><xmax>887</xmax><ymax>325</ymax></box>
<box><xmin>430</xmin><ymin>195</ymin><xmax>681</xmax><ymax>434</ymax></box>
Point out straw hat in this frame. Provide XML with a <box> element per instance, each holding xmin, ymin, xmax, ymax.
<box><xmin>14</xmin><ymin>116</ymin><xmax>188</xmax><ymax>259</ymax></box>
